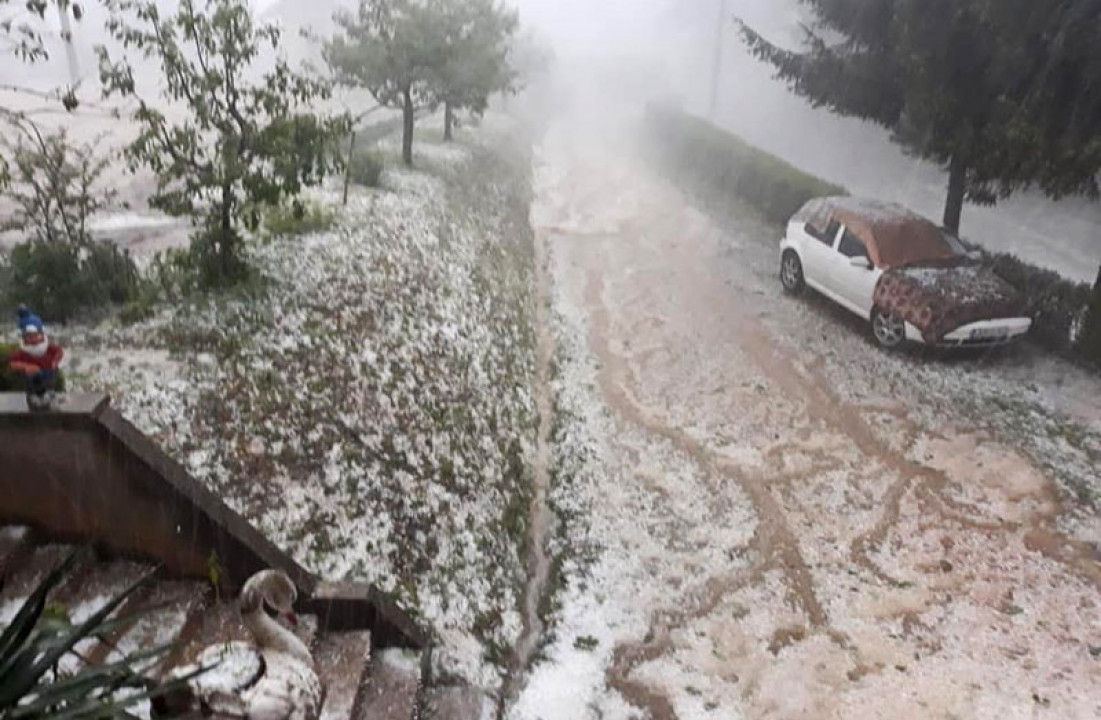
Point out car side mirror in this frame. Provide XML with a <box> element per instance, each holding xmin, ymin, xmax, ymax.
<box><xmin>849</xmin><ymin>255</ymin><xmax>872</xmax><ymax>269</ymax></box>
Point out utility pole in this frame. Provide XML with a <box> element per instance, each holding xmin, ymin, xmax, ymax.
<box><xmin>56</xmin><ymin>4</ymin><xmax>80</xmax><ymax>86</ymax></box>
<box><xmin>709</xmin><ymin>0</ymin><xmax>728</xmax><ymax>118</ymax></box>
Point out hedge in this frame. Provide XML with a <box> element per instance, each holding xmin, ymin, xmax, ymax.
<box><xmin>982</xmin><ymin>252</ymin><xmax>1099</xmax><ymax>364</ymax></box>
<box><xmin>644</xmin><ymin>104</ymin><xmax>1101</xmax><ymax>367</ymax></box>
<box><xmin>3</xmin><ymin>240</ymin><xmax>141</xmax><ymax>323</ymax></box>
<box><xmin>643</xmin><ymin>105</ymin><xmax>848</xmax><ymax>225</ymax></box>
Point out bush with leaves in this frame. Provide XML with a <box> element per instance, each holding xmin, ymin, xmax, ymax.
<box><xmin>97</xmin><ymin>0</ymin><xmax>349</xmax><ymax>288</ymax></box>
<box><xmin>0</xmin><ymin>125</ymin><xmax>140</xmax><ymax>321</ymax></box>
<box><xmin>5</xmin><ymin>240</ymin><xmax>140</xmax><ymax>322</ymax></box>
<box><xmin>1</xmin><ymin>127</ymin><xmax>114</xmax><ymax>243</ymax></box>
<box><xmin>348</xmin><ymin>148</ymin><xmax>384</xmax><ymax>187</ymax></box>
<box><xmin>262</xmin><ymin>199</ymin><xmax>337</xmax><ymax>238</ymax></box>
<box><xmin>645</xmin><ymin>105</ymin><xmax>847</xmax><ymax>225</ymax></box>
<box><xmin>982</xmin><ymin>251</ymin><xmax>1097</xmax><ymax>363</ymax></box>
<box><xmin>0</xmin><ymin>551</ymin><xmax>199</xmax><ymax>719</ymax></box>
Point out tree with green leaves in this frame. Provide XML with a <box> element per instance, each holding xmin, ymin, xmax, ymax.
<box><xmin>0</xmin><ymin>125</ymin><xmax>140</xmax><ymax>321</ymax></box>
<box><xmin>429</xmin><ymin>0</ymin><xmax>517</xmax><ymax>142</ymax></box>
<box><xmin>324</xmin><ymin>0</ymin><xmax>440</xmax><ymax>167</ymax></box>
<box><xmin>737</xmin><ymin>0</ymin><xmax>1101</xmax><ymax>237</ymax></box>
<box><xmin>1</xmin><ymin>127</ymin><xmax>114</xmax><ymax>244</ymax></box>
<box><xmin>97</xmin><ymin>0</ymin><xmax>347</xmax><ymax>285</ymax></box>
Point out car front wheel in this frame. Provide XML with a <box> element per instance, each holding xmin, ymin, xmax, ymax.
<box><xmin>871</xmin><ymin>307</ymin><xmax>907</xmax><ymax>350</ymax></box>
<box><xmin>780</xmin><ymin>251</ymin><xmax>805</xmax><ymax>294</ymax></box>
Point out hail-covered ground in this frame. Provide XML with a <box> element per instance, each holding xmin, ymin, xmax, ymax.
<box><xmin>511</xmin><ymin>112</ymin><xmax>1101</xmax><ymax>720</ymax></box>
<box><xmin>64</xmin><ymin>123</ymin><xmax>538</xmax><ymax>691</ymax></box>
<box><xmin>54</xmin><ymin>108</ymin><xmax>1101</xmax><ymax>718</ymax></box>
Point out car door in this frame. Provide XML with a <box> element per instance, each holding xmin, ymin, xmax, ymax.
<box><xmin>829</xmin><ymin>226</ymin><xmax>881</xmax><ymax>317</ymax></box>
<box><xmin>800</xmin><ymin>218</ymin><xmax>843</xmax><ymax>295</ymax></box>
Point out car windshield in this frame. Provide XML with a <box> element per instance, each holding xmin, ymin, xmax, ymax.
<box><xmin>887</xmin><ymin>225</ymin><xmax>962</xmax><ymax>268</ymax></box>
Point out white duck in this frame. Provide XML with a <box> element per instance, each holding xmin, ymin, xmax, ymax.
<box><xmin>164</xmin><ymin>569</ymin><xmax>322</xmax><ymax>720</ymax></box>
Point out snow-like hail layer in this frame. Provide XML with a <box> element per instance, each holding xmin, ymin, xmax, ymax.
<box><xmin>511</xmin><ymin>111</ymin><xmax>1101</xmax><ymax>720</ymax></box>
<box><xmin>65</xmin><ymin>131</ymin><xmax>538</xmax><ymax>687</ymax></box>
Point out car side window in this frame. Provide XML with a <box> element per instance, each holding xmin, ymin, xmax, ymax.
<box><xmin>807</xmin><ymin>219</ymin><xmax>840</xmax><ymax>246</ymax></box>
<box><xmin>805</xmin><ymin>222</ymin><xmax>826</xmax><ymax>243</ymax></box>
<box><xmin>838</xmin><ymin>229</ymin><xmax>869</xmax><ymax>259</ymax></box>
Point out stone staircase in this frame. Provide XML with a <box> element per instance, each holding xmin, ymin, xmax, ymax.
<box><xmin>0</xmin><ymin>394</ymin><xmax>494</xmax><ymax>720</ymax></box>
<box><xmin>0</xmin><ymin>526</ymin><xmax>423</xmax><ymax>720</ymax></box>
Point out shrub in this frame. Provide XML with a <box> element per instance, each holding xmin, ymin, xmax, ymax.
<box><xmin>262</xmin><ymin>199</ymin><xmax>337</xmax><ymax>237</ymax></box>
<box><xmin>348</xmin><ymin>149</ymin><xmax>384</xmax><ymax>188</ymax></box>
<box><xmin>190</xmin><ymin>224</ymin><xmax>253</xmax><ymax>289</ymax></box>
<box><xmin>0</xmin><ymin>127</ymin><xmax>115</xmax><ymax>245</ymax></box>
<box><xmin>144</xmin><ymin>231</ymin><xmax>259</xmax><ymax>302</ymax></box>
<box><xmin>644</xmin><ymin>105</ymin><xmax>847</xmax><ymax>225</ymax></box>
<box><xmin>4</xmin><ymin>239</ymin><xmax>141</xmax><ymax>322</ymax></box>
<box><xmin>0</xmin><ymin>124</ymin><xmax>140</xmax><ymax>321</ymax></box>
<box><xmin>146</xmin><ymin>247</ymin><xmax>202</xmax><ymax>301</ymax></box>
<box><xmin>982</xmin><ymin>251</ymin><xmax>1098</xmax><ymax>363</ymax></box>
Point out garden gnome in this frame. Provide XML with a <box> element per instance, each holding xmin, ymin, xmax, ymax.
<box><xmin>8</xmin><ymin>305</ymin><xmax>64</xmax><ymax>411</ymax></box>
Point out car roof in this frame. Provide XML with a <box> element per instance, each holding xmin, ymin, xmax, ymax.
<box><xmin>795</xmin><ymin>196</ymin><xmax>958</xmax><ymax>268</ymax></box>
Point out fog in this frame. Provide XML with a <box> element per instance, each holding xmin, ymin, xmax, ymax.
<box><xmin>511</xmin><ymin>0</ymin><xmax>1101</xmax><ymax>283</ymax></box>
<box><xmin>3</xmin><ymin>0</ymin><xmax>1098</xmax><ymax>281</ymax></box>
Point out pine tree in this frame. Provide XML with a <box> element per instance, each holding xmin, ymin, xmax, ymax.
<box><xmin>738</xmin><ymin>0</ymin><xmax>1101</xmax><ymax>236</ymax></box>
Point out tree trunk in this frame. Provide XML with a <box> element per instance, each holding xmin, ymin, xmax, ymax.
<box><xmin>402</xmin><ymin>87</ymin><xmax>415</xmax><ymax>167</ymax></box>
<box><xmin>1084</xmin><ymin>264</ymin><xmax>1101</xmax><ymax>360</ymax></box>
<box><xmin>943</xmin><ymin>154</ymin><xmax>967</xmax><ymax>234</ymax></box>
<box><xmin>444</xmin><ymin>102</ymin><xmax>454</xmax><ymax>142</ymax></box>
<box><xmin>343</xmin><ymin>130</ymin><xmax>356</xmax><ymax>206</ymax></box>
<box><xmin>220</xmin><ymin>184</ymin><xmax>233</xmax><ymax>280</ymax></box>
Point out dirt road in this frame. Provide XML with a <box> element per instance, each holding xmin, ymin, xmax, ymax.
<box><xmin>514</xmin><ymin>116</ymin><xmax>1101</xmax><ymax>720</ymax></box>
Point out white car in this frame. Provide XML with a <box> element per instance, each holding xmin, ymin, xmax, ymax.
<box><xmin>779</xmin><ymin>197</ymin><xmax>1032</xmax><ymax>349</ymax></box>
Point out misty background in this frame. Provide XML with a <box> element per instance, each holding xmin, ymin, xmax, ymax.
<box><xmin>4</xmin><ymin>0</ymin><xmax>1098</xmax><ymax>283</ymax></box>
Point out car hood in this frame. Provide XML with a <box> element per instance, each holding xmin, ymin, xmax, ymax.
<box><xmin>874</xmin><ymin>264</ymin><xmax>1025</xmax><ymax>343</ymax></box>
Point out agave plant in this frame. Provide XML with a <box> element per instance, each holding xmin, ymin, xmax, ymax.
<box><xmin>0</xmin><ymin>551</ymin><xmax>200</xmax><ymax>720</ymax></box>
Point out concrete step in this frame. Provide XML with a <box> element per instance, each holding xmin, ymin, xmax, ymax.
<box><xmin>355</xmin><ymin>648</ymin><xmax>422</xmax><ymax>720</ymax></box>
<box><xmin>53</xmin><ymin>559</ymin><xmax>153</xmax><ymax>675</ymax></box>
<box><xmin>314</xmin><ymin>630</ymin><xmax>372</xmax><ymax>720</ymax></box>
<box><xmin>92</xmin><ymin>578</ymin><xmax>209</xmax><ymax>667</ymax></box>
